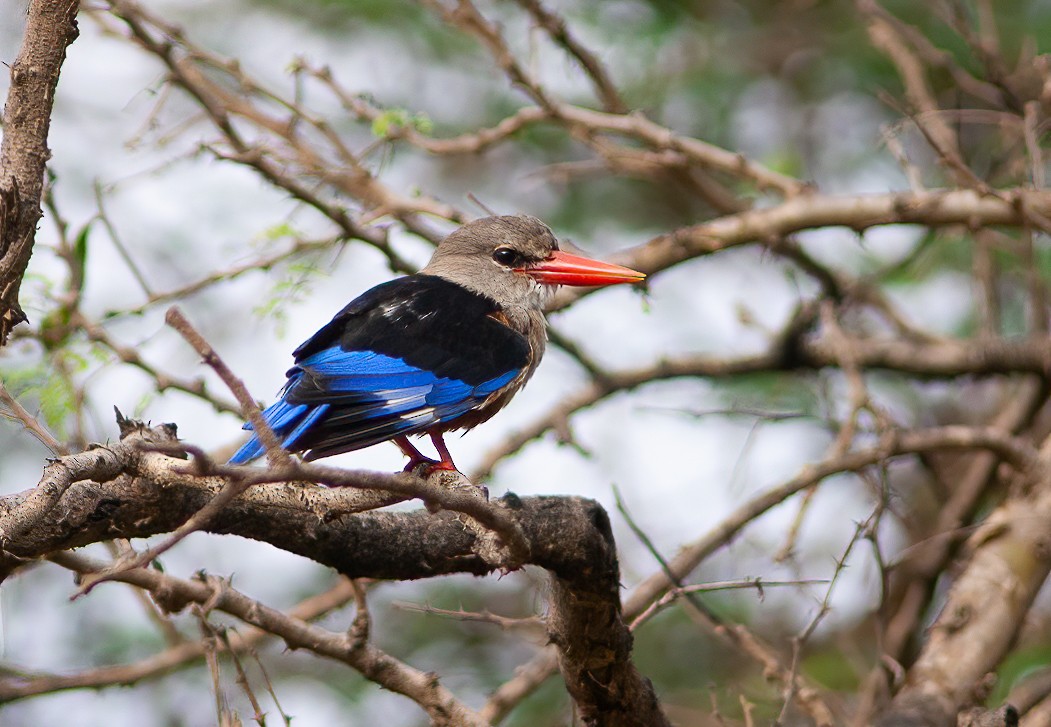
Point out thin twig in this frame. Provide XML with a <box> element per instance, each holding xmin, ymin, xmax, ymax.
<box><xmin>165</xmin><ymin>305</ymin><xmax>287</xmax><ymax>466</ymax></box>
<box><xmin>0</xmin><ymin>381</ymin><xmax>66</xmax><ymax>455</ymax></box>
<box><xmin>49</xmin><ymin>550</ymin><xmax>492</xmax><ymax>726</ymax></box>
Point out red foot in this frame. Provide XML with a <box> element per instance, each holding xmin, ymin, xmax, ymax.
<box><xmin>417</xmin><ymin>459</ymin><xmax>460</xmax><ymax>476</ymax></box>
<box><xmin>394</xmin><ymin>435</ymin><xmax>460</xmax><ymax>475</ymax></box>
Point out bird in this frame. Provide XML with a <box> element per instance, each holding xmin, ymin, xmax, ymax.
<box><xmin>228</xmin><ymin>215</ymin><xmax>645</xmax><ymax>472</ymax></box>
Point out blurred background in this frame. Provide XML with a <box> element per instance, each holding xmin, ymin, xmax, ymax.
<box><xmin>3</xmin><ymin>1</ymin><xmax>1051</xmax><ymax>724</ymax></box>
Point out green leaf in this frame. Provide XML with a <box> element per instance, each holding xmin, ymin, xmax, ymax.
<box><xmin>261</xmin><ymin>221</ymin><xmax>301</xmax><ymax>242</ymax></box>
<box><xmin>73</xmin><ymin>221</ymin><xmax>91</xmax><ymax>272</ymax></box>
<box><xmin>411</xmin><ymin>112</ymin><xmax>433</xmax><ymax>135</ymax></box>
<box><xmin>371</xmin><ymin>108</ymin><xmax>410</xmax><ymax>138</ymax></box>
<box><xmin>715</xmin><ymin>372</ymin><xmax>822</xmax><ymax>419</ymax></box>
<box><xmin>370</xmin><ymin>108</ymin><xmax>430</xmax><ymax>138</ymax></box>
<box><xmin>1</xmin><ymin>359</ymin><xmax>81</xmax><ymax>437</ymax></box>
<box><xmin>37</xmin><ymin>371</ymin><xmax>76</xmax><ymax>431</ymax></box>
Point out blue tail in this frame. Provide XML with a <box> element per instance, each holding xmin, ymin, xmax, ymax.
<box><xmin>228</xmin><ymin>398</ymin><xmax>330</xmax><ymax>464</ymax></box>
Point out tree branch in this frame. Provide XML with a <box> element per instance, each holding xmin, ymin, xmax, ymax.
<box><xmin>875</xmin><ymin>458</ymin><xmax>1051</xmax><ymax>726</ymax></box>
<box><xmin>0</xmin><ymin>0</ymin><xmax>80</xmax><ymax>344</ymax></box>
<box><xmin>0</xmin><ymin>420</ymin><xmax>670</xmax><ymax>726</ymax></box>
<box><xmin>550</xmin><ymin>187</ymin><xmax>1051</xmax><ymax>312</ymax></box>
<box><xmin>46</xmin><ymin>550</ymin><xmax>491</xmax><ymax>727</ymax></box>
<box><xmin>0</xmin><ymin>578</ymin><xmax>358</xmax><ymax>702</ymax></box>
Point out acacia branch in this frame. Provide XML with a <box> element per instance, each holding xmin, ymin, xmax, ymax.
<box><xmin>0</xmin><ymin>420</ymin><xmax>670</xmax><ymax>727</ymax></box>
<box><xmin>875</xmin><ymin>463</ymin><xmax>1051</xmax><ymax>726</ymax></box>
<box><xmin>47</xmin><ymin>550</ymin><xmax>490</xmax><ymax>727</ymax></box>
<box><xmin>474</xmin><ymin>421</ymin><xmax>1049</xmax><ymax>719</ymax></box>
<box><xmin>0</xmin><ymin>578</ymin><xmax>358</xmax><ymax>701</ymax></box>
<box><xmin>0</xmin><ymin>0</ymin><xmax>80</xmax><ymax>344</ymax></box>
<box><xmin>4</xmin><ymin>418</ymin><xmax>1039</xmax><ymax>725</ymax></box>
<box><xmin>623</xmin><ymin>425</ymin><xmax>1045</xmax><ymax>620</ymax></box>
<box><xmin>872</xmin><ymin>380</ymin><xmax>1046</xmax><ymax>684</ymax></box>
<box><xmin>96</xmin><ymin>0</ymin><xmax>453</xmax><ymax>268</ymax></box>
<box><xmin>472</xmin><ymin>330</ymin><xmax>1051</xmax><ymax>480</ymax></box>
<box><xmin>511</xmin><ymin>0</ymin><xmax>627</xmax><ymax>113</ymax></box>
<box><xmin>551</xmin><ymin>187</ymin><xmax>1051</xmax><ymax>312</ymax></box>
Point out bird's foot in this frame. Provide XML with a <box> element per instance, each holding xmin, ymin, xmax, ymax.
<box><xmin>395</xmin><ymin>435</ymin><xmax>461</xmax><ymax>477</ymax></box>
<box><xmin>402</xmin><ymin>454</ymin><xmax>487</xmax><ymax>499</ymax></box>
<box><xmin>403</xmin><ymin>457</ymin><xmax>459</xmax><ymax>476</ymax></box>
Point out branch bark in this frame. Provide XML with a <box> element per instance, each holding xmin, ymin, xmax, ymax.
<box><xmin>0</xmin><ymin>421</ymin><xmax>669</xmax><ymax>727</ymax></box>
<box><xmin>550</xmin><ymin>187</ymin><xmax>1051</xmax><ymax>312</ymax></box>
<box><xmin>0</xmin><ymin>0</ymin><xmax>80</xmax><ymax>344</ymax></box>
<box><xmin>874</xmin><ymin>461</ymin><xmax>1051</xmax><ymax>727</ymax></box>
<box><xmin>0</xmin><ymin>578</ymin><xmax>359</xmax><ymax>702</ymax></box>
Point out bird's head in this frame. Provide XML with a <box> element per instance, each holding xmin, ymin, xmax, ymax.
<box><xmin>422</xmin><ymin>215</ymin><xmax>645</xmax><ymax>310</ymax></box>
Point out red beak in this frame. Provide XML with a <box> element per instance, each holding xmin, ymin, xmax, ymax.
<box><xmin>520</xmin><ymin>250</ymin><xmax>646</xmax><ymax>287</ymax></box>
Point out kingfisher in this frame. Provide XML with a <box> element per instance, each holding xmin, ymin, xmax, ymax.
<box><xmin>229</xmin><ymin>215</ymin><xmax>645</xmax><ymax>471</ymax></box>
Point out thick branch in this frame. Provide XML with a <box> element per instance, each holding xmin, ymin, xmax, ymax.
<box><xmin>550</xmin><ymin>187</ymin><xmax>1051</xmax><ymax>312</ymax></box>
<box><xmin>874</xmin><ymin>479</ymin><xmax>1051</xmax><ymax>726</ymax></box>
<box><xmin>0</xmin><ymin>422</ymin><xmax>669</xmax><ymax>726</ymax></box>
<box><xmin>0</xmin><ymin>0</ymin><xmax>80</xmax><ymax>344</ymax></box>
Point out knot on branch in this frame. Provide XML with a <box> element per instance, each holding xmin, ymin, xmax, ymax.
<box><xmin>115</xmin><ymin>407</ymin><xmax>180</xmax><ymax>447</ymax></box>
<box><xmin>957</xmin><ymin>705</ymin><xmax>1019</xmax><ymax>727</ymax></box>
<box><xmin>423</xmin><ymin>469</ymin><xmax>526</xmax><ymax>572</ymax></box>
<box><xmin>150</xmin><ymin>572</ymin><xmax>195</xmax><ymax>614</ymax></box>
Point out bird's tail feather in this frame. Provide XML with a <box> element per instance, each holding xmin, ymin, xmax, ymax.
<box><xmin>227</xmin><ymin>400</ymin><xmax>330</xmax><ymax>464</ymax></box>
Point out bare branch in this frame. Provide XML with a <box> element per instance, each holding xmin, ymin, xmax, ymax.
<box><xmin>876</xmin><ymin>470</ymin><xmax>1051</xmax><ymax>724</ymax></box>
<box><xmin>0</xmin><ymin>578</ymin><xmax>358</xmax><ymax>701</ymax></box>
<box><xmin>512</xmin><ymin>0</ymin><xmax>627</xmax><ymax>113</ymax></box>
<box><xmin>165</xmin><ymin>306</ymin><xmax>287</xmax><ymax>467</ymax></box>
<box><xmin>0</xmin><ymin>0</ymin><xmax>80</xmax><ymax>344</ymax></box>
<box><xmin>47</xmin><ymin>551</ymin><xmax>491</xmax><ymax>727</ymax></box>
<box><xmin>622</xmin><ymin>425</ymin><xmax>1045</xmax><ymax>621</ymax></box>
<box><xmin>551</xmin><ymin>187</ymin><xmax>1051</xmax><ymax>312</ymax></box>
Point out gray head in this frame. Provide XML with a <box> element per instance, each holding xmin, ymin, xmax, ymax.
<box><xmin>421</xmin><ymin>215</ymin><xmax>560</xmax><ymax>312</ymax></box>
<box><xmin>422</xmin><ymin>214</ymin><xmax>646</xmax><ymax>314</ymax></box>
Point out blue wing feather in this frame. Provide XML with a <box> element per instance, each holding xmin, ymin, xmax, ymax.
<box><xmin>229</xmin><ymin>349</ymin><xmax>521</xmax><ymax>464</ymax></box>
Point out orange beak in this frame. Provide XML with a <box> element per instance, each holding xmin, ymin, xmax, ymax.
<box><xmin>520</xmin><ymin>250</ymin><xmax>646</xmax><ymax>287</ymax></box>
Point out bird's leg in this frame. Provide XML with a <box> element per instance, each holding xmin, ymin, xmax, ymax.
<box><xmin>393</xmin><ymin>434</ymin><xmax>458</xmax><ymax>474</ymax></box>
<box><xmin>394</xmin><ymin>436</ymin><xmax>435</xmax><ymax>472</ymax></box>
<box><xmin>428</xmin><ymin>432</ymin><xmax>459</xmax><ymax>472</ymax></box>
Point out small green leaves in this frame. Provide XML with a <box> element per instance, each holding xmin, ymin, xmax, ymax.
<box><xmin>371</xmin><ymin>108</ymin><xmax>433</xmax><ymax>138</ymax></box>
<box><xmin>1</xmin><ymin>363</ymin><xmax>78</xmax><ymax>435</ymax></box>
<box><xmin>260</xmin><ymin>221</ymin><xmax>301</xmax><ymax>242</ymax></box>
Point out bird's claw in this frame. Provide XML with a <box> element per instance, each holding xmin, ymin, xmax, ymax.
<box><xmin>404</xmin><ymin>458</ymin><xmax>460</xmax><ymax>477</ymax></box>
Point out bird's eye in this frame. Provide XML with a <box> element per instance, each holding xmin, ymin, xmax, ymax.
<box><xmin>492</xmin><ymin>248</ymin><xmax>519</xmax><ymax>267</ymax></box>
